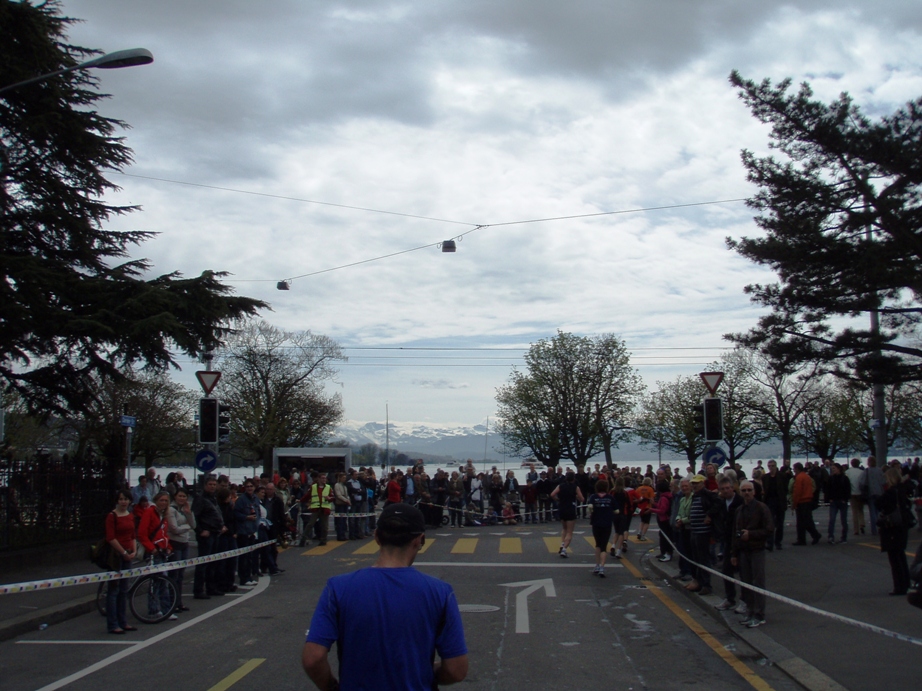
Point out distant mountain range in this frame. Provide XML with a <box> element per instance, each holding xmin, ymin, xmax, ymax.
<box><xmin>330</xmin><ymin>420</ymin><xmax>789</xmax><ymax>464</ymax></box>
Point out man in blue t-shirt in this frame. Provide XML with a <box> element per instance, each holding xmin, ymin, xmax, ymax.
<box><xmin>302</xmin><ymin>503</ymin><xmax>468</xmax><ymax>690</ymax></box>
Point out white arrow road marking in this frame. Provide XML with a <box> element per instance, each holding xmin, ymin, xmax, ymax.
<box><xmin>500</xmin><ymin>578</ymin><xmax>556</xmax><ymax>634</ymax></box>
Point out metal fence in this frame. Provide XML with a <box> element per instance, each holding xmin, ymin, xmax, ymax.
<box><xmin>0</xmin><ymin>453</ymin><xmax>116</xmax><ymax>551</ymax></box>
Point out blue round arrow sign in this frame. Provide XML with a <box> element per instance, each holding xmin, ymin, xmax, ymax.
<box><xmin>703</xmin><ymin>446</ymin><xmax>728</xmax><ymax>469</ymax></box>
<box><xmin>195</xmin><ymin>449</ymin><xmax>218</xmax><ymax>473</ymax></box>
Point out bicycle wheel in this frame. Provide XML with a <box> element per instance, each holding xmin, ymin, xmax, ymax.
<box><xmin>96</xmin><ymin>582</ymin><xmax>107</xmax><ymax>616</ymax></box>
<box><xmin>128</xmin><ymin>575</ymin><xmax>178</xmax><ymax>624</ymax></box>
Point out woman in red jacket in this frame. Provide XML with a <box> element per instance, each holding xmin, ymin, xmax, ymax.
<box><xmin>105</xmin><ymin>490</ymin><xmax>138</xmax><ymax>634</ymax></box>
<box><xmin>138</xmin><ymin>491</ymin><xmax>175</xmax><ymax>619</ymax></box>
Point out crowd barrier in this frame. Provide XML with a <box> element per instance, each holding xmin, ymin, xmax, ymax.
<box><xmin>0</xmin><ymin>539</ymin><xmax>276</xmax><ymax>595</ymax></box>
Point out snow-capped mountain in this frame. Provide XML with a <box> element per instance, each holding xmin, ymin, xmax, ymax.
<box><xmin>332</xmin><ymin>420</ymin><xmax>501</xmax><ymax>460</ymax></box>
<box><xmin>331</xmin><ymin>420</ymin><xmax>788</xmax><ymax>464</ymax></box>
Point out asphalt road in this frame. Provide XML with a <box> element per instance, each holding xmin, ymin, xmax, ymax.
<box><xmin>0</xmin><ymin>526</ymin><xmax>806</xmax><ymax>691</ymax></box>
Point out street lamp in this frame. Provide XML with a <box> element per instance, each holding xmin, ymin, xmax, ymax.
<box><xmin>0</xmin><ymin>48</ymin><xmax>153</xmax><ymax>96</ymax></box>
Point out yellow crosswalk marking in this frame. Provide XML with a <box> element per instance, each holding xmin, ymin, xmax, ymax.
<box><xmin>353</xmin><ymin>541</ymin><xmax>380</xmax><ymax>555</ymax></box>
<box><xmin>543</xmin><ymin>537</ymin><xmax>563</xmax><ymax>553</ymax></box>
<box><xmin>499</xmin><ymin>537</ymin><xmax>522</xmax><ymax>554</ymax></box>
<box><xmin>584</xmin><ymin>536</ymin><xmax>597</xmax><ymax>549</ymax></box>
<box><xmin>452</xmin><ymin>538</ymin><xmax>478</xmax><ymax>554</ymax></box>
<box><xmin>303</xmin><ymin>541</ymin><xmax>345</xmax><ymax>556</ymax></box>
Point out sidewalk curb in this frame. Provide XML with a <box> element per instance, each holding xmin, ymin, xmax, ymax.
<box><xmin>641</xmin><ymin>548</ymin><xmax>849</xmax><ymax>691</ymax></box>
<box><xmin>0</xmin><ymin>593</ymin><xmax>97</xmax><ymax>643</ymax></box>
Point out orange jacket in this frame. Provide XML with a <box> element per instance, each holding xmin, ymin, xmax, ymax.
<box><xmin>792</xmin><ymin>471</ymin><xmax>814</xmax><ymax>506</ymax></box>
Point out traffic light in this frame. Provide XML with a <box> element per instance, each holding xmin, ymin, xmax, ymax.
<box><xmin>218</xmin><ymin>403</ymin><xmax>232</xmax><ymax>442</ymax></box>
<box><xmin>199</xmin><ymin>398</ymin><xmax>218</xmax><ymax>444</ymax></box>
<box><xmin>703</xmin><ymin>397</ymin><xmax>724</xmax><ymax>442</ymax></box>
<box><xmin>693</xmin><ymin>404</ymin><xmax>705</xmax><ymax>436</ymax></box>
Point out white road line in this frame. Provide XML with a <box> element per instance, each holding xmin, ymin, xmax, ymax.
<box><xmin>33</xmin><ymin>576</ymin><xmax>270</xmax><ymax>691</ymax></box>
<box><xmin>415</xmin><ymin>562</ymin><xmax>623</xmax><ymax>568</ymax></box>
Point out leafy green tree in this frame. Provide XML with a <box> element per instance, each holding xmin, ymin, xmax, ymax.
<box><xmin>744</xmin><ymin>353</ymin><xmax>821</xmax><ymax>461</ymax></box>
<box><xmin>0</xmin><ymin>1</ymin><xmax>265</xmax><ymax>417</ymax></box>
<box><xmin>587</xmin><ymin>335</ymin><xmax>645</xmax><ymax>468</ymax></box>
<box><xmin>793</xmin><ymin>378</ymin><xmax>863</xmax><ymax>460</ymax></box>
<box><xmin>215</xmin><ymin>320</ymin><xmax>346</xmax><ymax>473</ymax></box>
<box><xmin>727</xmin><ymin>71</ymin><xmax>922</xmax><ymax>387</ymax></box>
<box><xmin>634</xmin><ymin>376</ymin><xmax>708</xmax><ymax>468</ymax></box>
<box><xmin>853</xmin><ymin>383</ymin><xmax>922</xmax><ymax>456</ymax></box>
<box><xmin>496</xmin><ymin>332</ymin><xmax>641</xmax><ymax>468</ymax></box>
<box><xmin>496</xmin><ymin>368</ymin><xmax>565</xmax><ymax>468</ymax></box>
<box><xmin>57</xmin><ymin>370</ymin><xmax>194</xmax><ymax>471</ymax></box>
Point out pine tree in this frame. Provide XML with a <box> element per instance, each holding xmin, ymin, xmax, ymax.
<box><xmin>727</xmin><ymin>71</ymin><xmax>922</xmax><ymax>387</ymax></box>
<box><xmin>0</xmin><ymin>1</ymin><xmax>266</xmax><ymax>414</ymax></box>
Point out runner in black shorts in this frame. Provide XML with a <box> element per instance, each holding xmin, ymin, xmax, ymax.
<box><xmin>588</xmin><ymin>479</ymin><xmax>614</xmax><ymax>577</ymax></box>
<box><xmin>550</xmin><ymin>472</ymin><xmax>584</xmax><ymax>558</ymax></box>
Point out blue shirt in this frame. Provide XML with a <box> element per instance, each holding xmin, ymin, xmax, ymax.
<box><xmin>306</xmin><ymin>567</ymin><xmax>467</xmax><ymax>690</ymax></box>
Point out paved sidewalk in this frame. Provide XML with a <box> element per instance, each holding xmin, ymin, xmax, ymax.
<box><xmin>641</xmin><ymin>506</ymin><xmax>922</xmax><ymax>691</ymax></box>
<box><xmin>0</xmin><ymin>548</ymin><xmax>102</xmax><ymax>642</ymax></box>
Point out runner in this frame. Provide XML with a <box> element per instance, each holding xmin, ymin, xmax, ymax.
<box><xmin>588</xmin><ymin>479</ymin><xmax>615</xmax><ymax>577</ymax></box>
<box><xmin>610</xmin><ymin>477</ymin><xmax>631</xmax><ymax>558</ymax></box>
<box><xmin>550</xmin><ymin>471</ymin><xmax>584</xmax><ymax>558</ymax></box>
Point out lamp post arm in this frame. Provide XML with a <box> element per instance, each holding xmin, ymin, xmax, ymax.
<box><xmin>0</xmin><ymin>48</ymin><xmax>153</xmax><ymax>96</ymax></box>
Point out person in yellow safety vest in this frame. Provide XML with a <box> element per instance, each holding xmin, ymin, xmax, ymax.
<box><xmin>299</xmin><ymin>473</ymin><xmax>334</xmax><ymax>546</ymax></box>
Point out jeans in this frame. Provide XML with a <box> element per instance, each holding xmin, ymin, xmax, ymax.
<box><xmin>446</xmin><ymin>499</ymin><xmax>461</xmax><ymax>526</ymax></box>
<box><xmin>828</xmin><ymin>500</ymin><xmax>848</xmax><ymax>541</ymax></box>
<box><xmin>524</xmin><ymin>502</ymin><xmax>538</xmax><ymax>523</ymax></box>
<box><xmin>349</xmin><ymin>501</ymin><xmax>367</xmax><ymax>538</ymax></box>
<box><xmin>334</xmin><ymin>504</ymin><xmax>349</xmax><ymax>540</ymax></box>
<box><xmin>150</xmin><ymin>552</ymin><xmax>174</xmax><ymax>615</ymax></box>
<box><xmin>169</xmin><ymin>542</ymin><xmax>189</xmax><ymax>608</ymax></box>
<box><xmin>106</xmin><ymin>558</ymin><xmax>131</xmax><ymax>631</ymax></box>
<box><xmin>237</xmin><ymin>533</ymin><xmax>258</xmax><ymax>583</ymax></box>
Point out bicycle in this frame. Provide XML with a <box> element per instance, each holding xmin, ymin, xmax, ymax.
<box><xmin>96</xmin><ymin>554</ymin><xmax>179</xmax><ymax>624</ymax></box>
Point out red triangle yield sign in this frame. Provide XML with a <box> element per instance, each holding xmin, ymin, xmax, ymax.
<box><xmin>699</xmin><ymin>371</ymin><xmax>724</xmax><ymax>395</ymax></box>
<box><xmin>195</xmin><ymin>370</ymin><xmax>221</xmax><ymax>395</ymax></box>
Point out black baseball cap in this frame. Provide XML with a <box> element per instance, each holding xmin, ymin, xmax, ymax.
<box><xmin>378</xmin><ymin>503</ymin><xmax>426</xmax><ymax>536</ymax></box>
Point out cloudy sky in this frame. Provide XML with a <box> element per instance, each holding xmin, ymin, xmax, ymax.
<box><xmin>57</xmin><ymin>0</ymin><xmax>922</xmax><ymax>427</ymax></box>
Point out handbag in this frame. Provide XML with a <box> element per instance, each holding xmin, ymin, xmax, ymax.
<box><xmin>91</xmin><ymin>511</ymin><xmax>124</xmax><ymax>570</ymax></box>
<box><xmin>877</xmin><ymin>507</ymin><xmax>902</xmax><ymax>530</ymax></box>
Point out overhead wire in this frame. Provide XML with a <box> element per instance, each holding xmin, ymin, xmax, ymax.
<box><xmin>113</xmin><ymin>171</ymin><xmax>746</xmax><ymax>285</ymax></box>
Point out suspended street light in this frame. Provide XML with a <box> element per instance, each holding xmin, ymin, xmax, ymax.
<box><xmin>0</xmin><ymin>48</ymin><xmax>154</xmax><ymax>96</ymax></box>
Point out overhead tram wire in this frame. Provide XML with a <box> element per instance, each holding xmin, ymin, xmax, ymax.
<box><xmin>279</xmin><ymin>199</ymin><xmax>746</xmax><ymax>285</ymax></box>
<box><xmin>113</xmin><ymin>171</ymin><xmax>745</xmax><ymax>286</ymax></box>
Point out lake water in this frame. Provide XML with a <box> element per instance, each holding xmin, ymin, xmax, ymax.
<box><xmin>145</xmin><ymin>455</ymin><xmax>817</xmax><ymax>488</ymax></box>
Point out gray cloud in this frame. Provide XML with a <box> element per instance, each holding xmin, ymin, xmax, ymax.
<box><xmin>412</xmin><ymin>379</ymin><xmax>470</xmax><ymax>390</ymax></box>
<box><xmin>46</xmin><ymin>0</ymin><xmax>922</xmax><ymax>424</ymax></box>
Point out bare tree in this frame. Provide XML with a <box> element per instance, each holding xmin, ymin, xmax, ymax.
<box><xmin>745</xmin><ymin>353</ymin><xmax>822</xmax><ymax>461</ymax></box>
<box><xmin>634</xmin><ymin>376</ymin><xmax>708</xmax><ymax>469</ymax></box>
<box><xmin>215</xmin><ymin>320</ymin><xmax>346</xmax><ymax>472</ymax></box>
